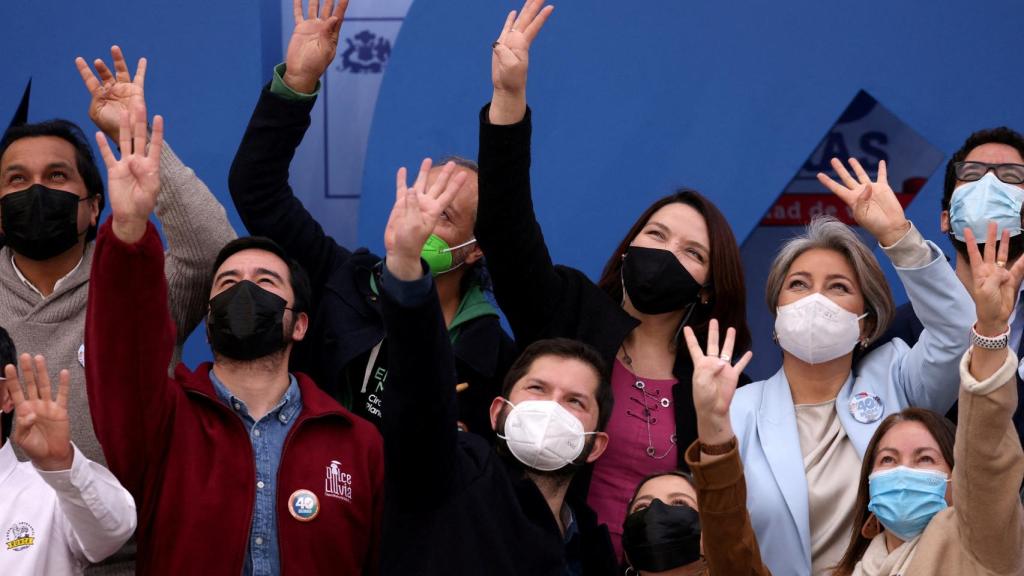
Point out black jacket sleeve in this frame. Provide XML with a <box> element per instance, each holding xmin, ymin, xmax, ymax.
<box><xmin>228</xmin><ymin>85</ymin><xmax>350</xmax><ymax>288</ymax></box>
<box><xmin>379</xmin><ymin>265</ymin><xmax>459</xmax><ymax>507</ymax></box>
<box><xmin>476</xmin><ymin>105</ymin><xmax>573</xmax><ymax>345</ymax></box>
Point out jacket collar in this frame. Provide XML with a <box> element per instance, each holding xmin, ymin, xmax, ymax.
<box><xmin>756</xmin><ymin>367</ymin><xmax>811</xmax><ymax>558</ymax></box>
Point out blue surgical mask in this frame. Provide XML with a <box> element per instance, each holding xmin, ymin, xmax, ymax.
<box><xmin>867</xmin><ymin>466</ymin><xmax>949</xmax><ymax>541</ymax></box>
<box><xmin>949</xmin><ymin>172</ymin><xmax>1024</xmax><ymax>241</ymax></box>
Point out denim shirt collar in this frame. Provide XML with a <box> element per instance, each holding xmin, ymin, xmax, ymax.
<box><xmin>209</xmin><ymin>368</ymin><xmax>302</xmax><ymax>425</ymax></box>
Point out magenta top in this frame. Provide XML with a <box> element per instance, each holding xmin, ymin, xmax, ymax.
<box><xmin>587</xmin><ymin>359</ymin><xmax>679</xmax><ymax>560</ymax></box>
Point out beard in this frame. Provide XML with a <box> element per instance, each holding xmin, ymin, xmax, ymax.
<box><xmin>208</xmin><ymin>313</ymin><xmax>295</xmax><ymax>371</ymax></box>
<box><xmin>494</xmin><ymin>402</ymin><xmax>598</xmax><ymax>483</ymax></box>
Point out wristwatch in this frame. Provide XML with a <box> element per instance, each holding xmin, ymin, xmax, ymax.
<box><xmin>971</xmin><ymin>324</ymin><xmax>1010</xmax><ymax>350</ymax></box>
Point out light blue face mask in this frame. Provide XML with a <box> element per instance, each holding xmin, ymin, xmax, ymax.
<box><xmin>867</xmin><ymin>466</ymin><xmax>949</xmax><ymax>541</ymax></box>
<box><xmin>948</xmin><ymin>172</ymin><xmax>1024</xmax><ymax>241</ymax></box>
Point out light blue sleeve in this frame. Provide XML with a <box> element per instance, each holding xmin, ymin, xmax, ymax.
<box><xmin>891</xmin><ymin>239</ymin><xmax>974</xmax><ymax>413</ymax></box>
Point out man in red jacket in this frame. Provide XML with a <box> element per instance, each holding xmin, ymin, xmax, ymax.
<box><xmin>83</xmin><ymin>102</ymin><xmax>383</xmax><ymax>575</ymax></box>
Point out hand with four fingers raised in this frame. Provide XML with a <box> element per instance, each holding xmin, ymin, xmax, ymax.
<box><xmin>964</xmin><ymin>222</ymin><xmax>1024</xmax><ymax>337</ymax></box>
<box><xmin>384</xmin><ymin>159</ymin><xmax>468</xmax><ymax>281</ymax></box>
<box><xmin>95</xmin><ymin>109</ymin><xmax>165</xmax><ymax>244</ymax></box>
<box><xmin>283</xmin><ymin>0</ymin><xmax>350</xmax><ymax>94</ymax></box>
<box><xmin>817</xmin><ymin>157</ymin><xmax>911</xmax><ymax>247</ymax></box>
<box><xmin>489</xmin><ymin>0</ymin><xmax>554</xmax><ymax>125</ymax></box>
<box><xmin>4</xmin><ymin>354</ymin><xmax>73</xmax><ymax>471</ymax></box>
<box><xmin>683</xmin><ymin>320</ymin><xmax>754</xmax><ymax>447</ymax></box>
<box><xmin>75</xmin><ymin>46</ymin><xmax>147</xmax><ymax>142</ymax></box>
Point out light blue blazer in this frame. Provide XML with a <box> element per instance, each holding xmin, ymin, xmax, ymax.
<box><xmin>730</xmin><ymin>241</ymin><xmax>974</xmax><ymax>576</ymax></box>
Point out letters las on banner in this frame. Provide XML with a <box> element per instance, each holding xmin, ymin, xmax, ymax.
<box><xmin>741</xmin><ymin>91</ymin><xmax>944</xmax><ymax>379</ymax></box>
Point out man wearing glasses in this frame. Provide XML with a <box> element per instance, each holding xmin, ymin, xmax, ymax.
<box><xmin>881</xmin><ymin>127</ymin><xmax>1024</xmax><ymax>450</ymax></box>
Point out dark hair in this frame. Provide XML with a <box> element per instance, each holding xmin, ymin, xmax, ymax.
<box><xmin>832</xmin><ymin>408</ymin><xmax>956</xmax><ymax>576</ymax></box>
<box><xmin>211</xmin><ymin>237</ymin><xmax>312</xmax><ymax>314</ymax></box>
<box><xmin>438</xmin><ymin>155</ymin><xmax>478</xmax><ymax>173</ymax></box>
<box><xmin>596</xmin><ymin>189</ymin><xmax>750</xmax><ymax>353</ymax></box>
<box><xmin>626</xmin><ymin>470</ymin><xmax>696</xmax><ymax>513</ymax></box>
<box><xmin>0</xmin><ymin>326</ymin><xmax>15</xmax><ymax>442</ymax></box>
<box><xmin>0</xmin><ymin>119</ymin><xmax>106</xmax><ymax>241</ymax></box>
<box><xmin>501</xmin><ymin>338</ymin><xmax>614</xmax><ymax>431</ymax></box>
<box><xmin>942</xmin><ymin>127</ymin><xmax>1024</xmax><ymax>258</ymax></box>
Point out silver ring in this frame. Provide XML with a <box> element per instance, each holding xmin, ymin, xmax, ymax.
<box><xmin>719</xmin><ymin>354</ymin><xmax>731</xmax><ymax>362</ymax></box>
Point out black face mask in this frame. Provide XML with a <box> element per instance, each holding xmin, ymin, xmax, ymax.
<box><xmin>621</xmin><ymin>246</ymin><xmax>704</xmax><ymax>315</ymax></box>
<box><xmin>1</xmin><ymin>184</ymin><xmax>86</xmax><ymax>261</ymax></box>
<box><xmin>622</xmin><ymin>499</ymin><xmax>702</xmax><ymax>572</ymax></box>
<box><xmin>207</xmin><ymin>280</ymin><xmax>291</xmax><ymax>361</ymax></box>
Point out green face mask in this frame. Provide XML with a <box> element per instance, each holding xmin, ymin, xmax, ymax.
<box><xmin>420</xmin><ymin>234</ymin><xmax>477</xmax><ymax>276</ymax></box>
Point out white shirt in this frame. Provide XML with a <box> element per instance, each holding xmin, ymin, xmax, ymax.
<box><xmin>10</xmin><ymin>253</ymin><xmax>85</xmax><ymax>298</ymax></box>
<box><xmin>0</xmin><ymin>441</ymin><xmax>136</xmax><ymax>575</ymax></box>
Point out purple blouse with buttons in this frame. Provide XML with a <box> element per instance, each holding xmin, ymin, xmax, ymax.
<box><xmin>587</xmin><ymin>359</ymin><xmax>678</xmax><ymax>560</ymax></box>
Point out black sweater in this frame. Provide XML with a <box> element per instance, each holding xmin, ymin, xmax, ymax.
<box><xmin>379</xmin><ymin>266</ymin><xmax>616</xmax><ymax>576</ymax></box>
<box><xmin>228</xmin><ymin>86</ymin><xmax>517</xmax><ymax>437</ymax></box>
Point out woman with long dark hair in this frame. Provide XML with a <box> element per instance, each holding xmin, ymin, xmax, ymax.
<box><xmin>476</xmin><ymin>0</ymin><xmax>749</xmax><ymax>555</ymax></box>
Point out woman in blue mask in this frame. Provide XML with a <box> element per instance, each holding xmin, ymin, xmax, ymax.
<box><xmin>730</xmin><ymin>157</ymin><xmax>977</xmax><ymax>576</ymax></box>
<box><xmin>831</xmin><ymin>223</ymin><xmax>1024</xmax><ymax>576</ymax></box>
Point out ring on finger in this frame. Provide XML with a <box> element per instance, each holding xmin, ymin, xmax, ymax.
<box><xmin>997</xmin><ymin>260</ymin><xmax>1007</xmax><ymax>268</ymax></box>
<box><xmin>719</xmin><ymin>354</ymin><xmax>731</xmax><ymax>362</ymax></box>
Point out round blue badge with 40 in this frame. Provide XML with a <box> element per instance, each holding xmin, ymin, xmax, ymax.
<box><xmin>289</xmin><ymin>489</ymin><xmax>320</xmax><ymax>522</ymax></box>
<box><xmin>849</xmin><ymin>392</ymin><xmax>884</xmax><ymax>424</ymax></box>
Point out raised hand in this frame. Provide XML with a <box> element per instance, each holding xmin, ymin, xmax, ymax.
<box><xmin>384</xmin><ymin>159</ymin><xmax>467</xmax><ymax>280</ymax></box>
<box><xmin>75</xmin><ymin>46</ymin><xmax>147</xmax><ymax>141</ymax></box>
<box><xmin>817</xmin><ymin>158</ymin><xmax>911</xmax><ymax>247</ymax></box>
<box><xmin>284</xmin><ymin>0</ymin><xmax>349</xmax><ymax>94</ymax></box>
<box><xmin>964</xmin><ymin>222</ymin><xmax>1024</xmax><ymax>335</ymax></box>
<box><xmin>96</xmin><ymin>109</ymin><xmax>164</xmax><ymax>244</ymax></box>
<box><xmin>489</xmin><ymin>0</ymin><xmax>554</xmax><ymax>125</ymax></box>
<box><xmin>4</xmin><ymin>354</ymin><xmax>73</xmax><ymax>471</ymax></box>
<box><xmin>683</xmin><ymin>320</ymin><xmax>753</xmax><ymax>446</ymax></box>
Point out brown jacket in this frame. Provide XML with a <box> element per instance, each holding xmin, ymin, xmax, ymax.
<box><xmin>685</xmin><ymin>441</ymin><xmax>772</xmax><ymax>576</ymax></box>
<box><xmin>898</xmin><ymin>350</ymin><xmax>1024</xmax><ymax>575</ymax></box>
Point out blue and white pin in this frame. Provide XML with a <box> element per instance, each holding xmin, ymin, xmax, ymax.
<box><xmin>289</xmin><ymin>489</ymin><xmax>320</xmax><ymax>522</ymax></box>
<box><xmin>848</xmin><ymin>392</ymin><xmax>884</xmax><ymax>424</ymax></box>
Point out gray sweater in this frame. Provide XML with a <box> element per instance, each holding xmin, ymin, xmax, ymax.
<box><xmin>0</xmin><ymin>143</ymin><xmax>236</xmax><ymax>574</ymax></box>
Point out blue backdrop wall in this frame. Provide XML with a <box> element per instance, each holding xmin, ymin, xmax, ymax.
<box><xmin>4</xmin><ymin>0</ymin><xmax>1024</xmax><ymax>369</ymax></box>
<box><xmin>360</xmin><ymin>0</ymin><xmax>1024</xmax><ymax>376</ymax></box>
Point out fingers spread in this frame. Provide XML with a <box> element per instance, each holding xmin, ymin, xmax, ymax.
<box><xmin>18</xmin><ymin>354</ymin><xmax>37</xmax><ymax>402</ymax></box>
<box><xmin>95</xmin><ymin>131</ymin><xmax>117</xmax><ymax>167</ymax></box>
<box><xmin>118</xmin><ymin>109</ymin><xmax>132</xmax><ymax>154</ymax></box>
<box><xmin>148</xmin><ymin>115</ymin><xmax>165</xmax><ymax>160</ymax></box>
<box><xmin>293</xmin><ymin>0</ymin><xmax>303</xmax><ymax>22</ymax></box>
<box><xmin>984</xmin><ymin>221</ymin><xmax>998</xmax><ymax>264</ymax></box>
<box><xmin>524</xmin><ymin>4</ymin><xmax>554</xmax><ymax>43</ymax></box>
<box><xmin>75</xmin><ymin>57</ymin><xmax>101</xmax><ymax>92</ymax></box>
<box><xmin>95</xmin><ymin>58</ymin><xmax>114</xmax><ymax>84</ymax></box>
<box><xmin>112</xmin><ymin>45</ymin><xmax>131</xmax><ymax>82</ymax></box>
<box><xmin>56</xmin><ymin>370</ymin><xmax>70</xmax><ymax>410</ymax></box>
<box><xmin>135</xmin><ymin>57</ymin><xmax>148</xmax><ymax>88</ymax></box>
<box><xmin>997</xmin><ymin>229</ymin><xmax>1011</xmax><ymax>266</ymax></box>
<box><xmin>877</xmin><ymin>159</ymin><xmax>888</xmax><ymax>185</ymax></box>
<box><xmin>848</xmin><ymin>157</ymin><xmax>871</xmax><ymax>185</ymax></box>
<box><xmin>413</xmin><ymin>158</ymin><xmax>432</xmax><ymax>194</ymax></box>
<box><xmin>4</xmin><ymin>364</ymin><xmax>25</xmax><ymax>407</ymax></box>
<box><xmin>733</xmin><ymin>350</ymin><xmax>754</xmax><ymax>375</ymax></box>
<box><xmin>395</xmin><ymin>166</ymin><xmax>409</xmax><ymax>202</ymax></box>
<box><xmin>682</xmin><ymin>326</ymin><xmax>703</xmax><ymax>362</ymax></box>
<box><xmin>706</xmin><ymin>319</ymin><xmax>720</xmax><ymax>358</ymax></box>
<box><xmin>33</xmin><ymin>355</ymin><xmax>52</xmax><ymax>403</ymax></box>
<box><xmin>964</xmin><ymin>227</ymin><xmax>983</xmax><ymax>271</ymax></box>
<box><xmin>830</xmin><ymin>157</ymin><xmax>858</xmax><ymax>190</ymax></box>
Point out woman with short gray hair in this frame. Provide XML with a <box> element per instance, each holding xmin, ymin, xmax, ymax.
<box><xmin>728</xmin><ymin>158</ymin><xmax>975</xmax><ymax>576</ymax></box>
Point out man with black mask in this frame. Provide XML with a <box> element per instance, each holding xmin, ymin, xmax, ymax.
<box><xmin>84</xmin><ymin>108</ymin><xmax>383</xmax><ymax>576</ymax></box>
<box><xmin>377</xmin><ymin>158</ymin><xmax>616</xmax><ymax>575</ymax></box>
<box><xmin>0</xmin><ymin>47</ymin><xmax>235</xmax><ymax>574</ymax></box>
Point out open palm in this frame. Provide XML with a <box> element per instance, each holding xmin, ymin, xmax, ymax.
<box><xmin>96</xmin><ymin>110</ymin><xmax>165</xmax><ymax>243</ymax></box>
<box><xmin>75</xmin><ymin>46</ymin><xmax>147</xmax><ymax>140</ymax></box>
<box><xmin>285</xmin><ymin>0</ymin><xmax>348</xmax><ymax>87</ymax></box>
<box><xmin>492</xmin><ymin>0</ymin><xmax>554</xmax><ymax>93</ymax></box>
<box><xmin>817</xmin><ymin>157</ymin><xmax>910</xmax><ymax>246</ymax></box>
<box><xmin>964</xmin><ymin>223</ymin><xmax>1024</xmax><ymax>329</ymax></box>
<box><xmin>5</xmin><ymin>354</ymin><xmax>72</xmax><ymax>471</ymax></box>
<box><xmin>385</xmin><ymin>159</ymin><xmax>466</xmax><ymax>261</ymax></box>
